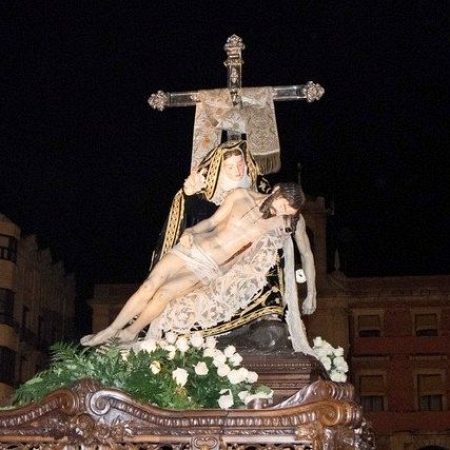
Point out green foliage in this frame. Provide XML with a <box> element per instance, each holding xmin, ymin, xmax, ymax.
<box><xmin>11</xmin><ymin>337</ymin><xmax>273</xmax><ymax>410</ymax></box>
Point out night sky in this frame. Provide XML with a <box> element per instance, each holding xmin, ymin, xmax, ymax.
<box><xmin>1</xmin><ymin>1</ymin><xmax>449</xmax><ymax>329</ymax></box>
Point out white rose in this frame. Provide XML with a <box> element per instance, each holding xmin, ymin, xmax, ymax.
<box><xmin>228</xmin><ymin>369</ymin><xmax>245</xmax><ymax>385</ymax></box>
<box><xmin>319</xmin><ymin>356</ymin><xmax>332</xmax><ymax>371</ymax></box>
<box><xmin>212</xmin><ymin>350</ymin><xmax>227</xmax><ymax>367</ymax></box>
<box><xmin>322</xmin><ymin>341</ymin><xmax>334</xmax><ymax>354</ymax></box>
<box><xmin>313</xmin><ymin>336</ymin><xmax>324</xmax><ymax>347</ymax></box>
<box><xmin>224</xmin><ymin>345</ymin><xmax>236</xmax><ymax>358</ymax></box>
<box><xmin>194</xmin><ymin>361</ymin><xmax>209</xmax><ymax>375</ymax></box>
<box><xmin>190</xmin><ymin>333</ymin><xmax>204</xmax><ymax>348</ymax></box>
<box><xmin>150</xmin><ymin>360</ymin><xmax>161</xmax><ymax>374</ymax></box>
<box><xmin>334</xmin><ymin>358</ymin><xmax>349</xmax><ymax>373</ymax></box>
<box><xmin>172</xmin><ymin>368</ymin><xmax>189</xmax><ymax>387</ymax></box>
<box><xmin>203</xmin><ymin>347</ymin><xmax>215</xmax><ymax>358</ymax></box>
<box><xmin>165</xmin><ymin>331</ymin><xmax>178</xmax><ymax>344</ymax></box>
<box><xmin>217</xmin><ymin>364</ymin><xmax>231</xmax><ymax>377</ymax></box>
<box><xmin>205</xmin><ymin>336</ymin><xmax>217</xmax><ymax>349</ymax></box>
<box><xmin>139</xmin><ymin>338</ymin><xmax>157</xmax><ymax>353</ymax></box>
<box><xmin>176</xmin><ymin>336</ymin><xmax>190</xmax><ymax>353</ymax></box>
<box><xmin>237</xmin><ymin>367</ymin><xmax>249</xmax><ymax>381</ymax></box>
<box><xmin>165</xmin><ymin>345</ymin><xmax>176</xmax><ymax>360</ymax></box>
<box><xmin>330</xmin><ymin>370</ymin><xmax>347</xmax><ymax>382</ymax></box>
<box><xmin>228</xmin><ymin>352</ymin><xmax>243</xmax><ymax>367</ymax></box>
<box><xmin>218</xmin><ymin>389</ymin><xmax>234</xmax><ymax>409</ymax></box>
<box><xmin>238</xmin><ymin>390</ymin><xmax>250</xmax><ymax>402</ymax></box>
<box><xmin>314</xmin><ymin>346</ymin><xmax>330</xmax><ymax>358</ymax></box>
<box><xmin>245</xmin><ymin>371</ymin><xmax>258</xmax><ymax>383</ymax></box>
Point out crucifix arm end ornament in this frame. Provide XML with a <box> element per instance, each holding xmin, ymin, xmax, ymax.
<box><xmin>302</xmin><ymin>81</ymin><xmax>325</xmax><ymax>103</ymax></box>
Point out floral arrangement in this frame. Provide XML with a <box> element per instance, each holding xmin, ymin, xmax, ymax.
<box><xmin>12</xmin><ymin>332</ymin><xmax>273</xmax><ymax>410</ymax></box>
<box><xmin>312</xmin><ymin>336</ymin><xmax>349</xmax><ymax>382</ymax></box>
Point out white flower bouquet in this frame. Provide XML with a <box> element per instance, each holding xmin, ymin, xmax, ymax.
<box><xmin>12</xmin><ymin>332</ymin><xmax>273</xmax><ymax>410</ymax></box>
<box><xmin>312</xmin><ymin>336</ymin><xmax>349</xmax><ymax>382</ymax></box>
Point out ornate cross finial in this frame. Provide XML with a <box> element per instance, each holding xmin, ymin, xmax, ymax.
<box><xmin>223</xmin><ymin>34</ymin><xmax>245</xmax><ymax>106</ymax></box>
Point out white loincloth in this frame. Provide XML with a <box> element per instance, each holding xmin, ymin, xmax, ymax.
<box><xmin>170</xmin><ymin>240</ymin><xmax>222</xmax><ymax>285</ymax></box>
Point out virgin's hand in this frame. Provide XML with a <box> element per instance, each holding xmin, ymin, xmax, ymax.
<box><xmin>183</xmin><ymin>167</ymin><xmax>207</xmax><ymax>195</ymax></box>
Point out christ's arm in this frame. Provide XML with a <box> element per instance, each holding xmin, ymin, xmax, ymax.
<box><xmin>293</xmin><ymin>215</ymin><xmax>317</xmax><ymax>315</ymax></box>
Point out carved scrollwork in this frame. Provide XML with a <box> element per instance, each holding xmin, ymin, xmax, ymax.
<box><xmin>0</xmin><ymin>379</ymin><xmax>373</xmax><ymax>449</ymax></box>
<box><xmin>192</xmin><ymin>435</ymin><xmax>220</xmax><ymax>450</ymax></box>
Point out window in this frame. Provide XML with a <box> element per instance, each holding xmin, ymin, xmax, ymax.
<box><xmin>358</xmin><ymin>373</ymin><xmax>386</xmax><ymax>411</ymax></box>
<box><xmin>357</xmin><ymin>314</ymin><xmax>382</xmax><ymax>337</ymax></box>
<box><xmin>0</xmin><ymin>234</ymin><xmax>18</xmax><ymax>262</ymax></box>
<box><xmin>360</xmin><ymin>395</ymin><xmax>385</xmax><ymax>412</ymax></box>
<box><xmin>414</xmin><ymin>313</ymin><xmax>438</xmax><ymax>336</ymax></box>
<box><xmin>0</xmin><ymin>346</ymin><xmax>16</xmax><ymax>385</ymax></box>
<box><xmin>0</xmin><ymin>288</ymin><xmax>14</xmax><ymax>325</ymax></box>
<box><xmin>416</xmin><ymin>373</ymin><xmax>445</xmax><ymax>411</ymax></box>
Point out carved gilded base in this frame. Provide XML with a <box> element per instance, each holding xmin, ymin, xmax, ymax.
<box><xmin>0</xmin><ymin>378</ymin><xmax>375</xmax><ymax>450</ymax></box>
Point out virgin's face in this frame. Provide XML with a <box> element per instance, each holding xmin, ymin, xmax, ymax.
<box><xmin>221</xmin><ymin>155</ymin><xmax>246</xmax><ymax>181</ymax></box>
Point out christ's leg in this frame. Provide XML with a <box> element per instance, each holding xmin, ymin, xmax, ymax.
<box><xmin>80</xmin><ymin>253</ymin><xmax>188</xmax><ymax>346</ymax></box>
<box><xmin>115</xmin><ymin>268</ymin><xmax>201</xmax><ymax>343</ymax></box>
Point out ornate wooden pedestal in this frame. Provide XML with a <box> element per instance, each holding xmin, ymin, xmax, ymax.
<box><xmin>0</xmin><ymin>378</ymin><xmax>375</xmax><ymax>450</ymax></box>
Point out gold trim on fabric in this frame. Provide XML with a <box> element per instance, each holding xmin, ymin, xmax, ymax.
<box><xmin>161</xmin><ymin>189</ymin><xmax>185</xmax><ymax>257</ymax></box>
<box><xmin>194</xmin><ymin>306</ymin><xmax>285</xmax><ymax>337</ymax></box>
